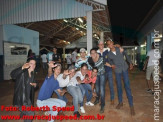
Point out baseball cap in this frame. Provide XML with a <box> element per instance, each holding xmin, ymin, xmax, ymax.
<box><xmin>80</xmin><ymin>48</ymin><xmax>86</xmax><ymax>52</ymax></box>
<box><xmin>98</xmin><ymin>40</ymin><xmax>104</xmax><ymax>44</ymax></box>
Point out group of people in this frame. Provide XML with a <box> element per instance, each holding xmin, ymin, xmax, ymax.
<box><xmin>11</xmin><ymin>39</ymin><xmax>136</xmax><ymax>122</ymax></box>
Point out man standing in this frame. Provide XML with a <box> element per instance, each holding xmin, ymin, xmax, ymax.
<box><xmin>66</xmin><ymin>51</ymin><xmax>72</xmax><ymax>68</ymax></box>
<box><xmin>143</xmin><ymin>42</ymin><xmax>161</xmax><ymax>93</ymax></box>
<box><xmin>46</xmin><ymin>48</ymin><xmax>54</xmax><ymax>62</ymax></box>
<box><xmin>53</xmin><ymin>47</ymin><xmax>61</xmax><ymax>63</ymax></box>
<box><xmin>41</xmin><ymin>53</ymin><xmax>48</xmax><ymax>74</ymax></box>
<box><xmin>106</xmin><ymin>40</ymin><xmax>135</xmax><ymax>116</ymax></box>
<box><xmin>97</xmin><ymin>40</ymin><xmax>115</xmax><ymax>105</ymax></box>
<box><xmin>72</xmin><ymin>48</ymin><xmax>78</xmax><ymax>65</ymax></box>
<box><xmin>10</xmin><ymin>58</ymin><xmax>38</xmax><ymax>122</ymax></box>
<box><xmin>52</xmin><ymin>47</ymin><xmax>61</xmax><ymax>63</ymax></box>
<box><xmin>88</xmin><ymin>48</ymin><xmax>106</xmax><ymax>113</ymax></box>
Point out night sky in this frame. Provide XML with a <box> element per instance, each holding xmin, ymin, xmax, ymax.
<box><xmin>107</xmin><ymin>0</ymin><xmax>158</xmax><ymax>45</ymax></box>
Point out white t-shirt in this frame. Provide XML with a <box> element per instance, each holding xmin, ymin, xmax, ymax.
<box><xmin>147</xmin><ymin>49</ymin><xmax>161</xmax><ymax>67</ymax></box>
<box><xmin>57</xmin><ymin>74</ymin><xmax>70</xmax><ymax>87</ymax></box>
<box><xmin>66</xmin><ymin>54</ymin><xmax>72</xmax><ymax>64</ymax></box>
<box><xmin>72</xmin><ymin>51</ymin><xmax>77</xmax><ymax>63</ymax></box>
<box><xmin>41</xmin><ymin>54</ymin><xmax>47</xmax><ymax>63</ymax></box>
<box><xmin>67</xmin><ymin>71</ymin><xmax>85</xmax><ymax>87</ymax></box>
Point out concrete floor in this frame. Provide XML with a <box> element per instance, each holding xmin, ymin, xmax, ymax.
<box><xmin>0</xmin><ymin>68</ymin><xmax>163</xmax><ymax>122</ymax></box>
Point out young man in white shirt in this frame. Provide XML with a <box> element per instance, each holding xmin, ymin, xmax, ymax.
<box><xmin>41</xmin><ymin>53</ymin><xmax>48</xmax><ymax>74</ymax></box>
<box><xmin>66</xmin><ymin>51</ymin><xmax>72</xmax><ymax>68</ymax></box>
<box><xmin>71</xmin><ymin>48</ymin><xmax>78</xmax><ymax>65</ymax></box>
<box><xmin>143</xmin><ymin>42</ymin><xmax>161</xmax><ymax>93</ymax></box>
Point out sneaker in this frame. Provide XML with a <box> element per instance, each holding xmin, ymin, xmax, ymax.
<box><xmin>85</xmin><ymin>101</ymin><xmax>94</xmax><ymax>106</ymax></box>
<box><xmin>147</xmin><ymin>89</ymin><xmax>152</xmax><ymax>92</ymax></box>
<box><xmin>80</xmin><ymin>106</ymin><xmax>85</xmax><ymax>113</ymax></box>
<box><xmin>74</xmin><ymin>111</ymin><xmax>81</xmax><ymax>118</ymax></box>
<box><xmin>44</xmin><ymin>111</ymin><xmax>49</xmax><ymax>116</ymax></box>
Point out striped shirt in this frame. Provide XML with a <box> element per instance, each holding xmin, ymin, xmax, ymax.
<box><xmin>75</xmin><ymin>57</ymin><xmax>92</xmax><ymax>70</ymax></box>
<box><xmin>94</xmin><ymin>57</ymin><xmax>105</xmax><ymax>75</ymax></box>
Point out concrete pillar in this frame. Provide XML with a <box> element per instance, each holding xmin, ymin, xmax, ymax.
<box><xmin>100</xmin><ymin>31</ymin><xmax>104</xmax><ymax>42</ymax></box>
<box><xmin>63</xmin><ymin>47</ymin><xmax>65</xmax><ymax>68</ymax></box>
<box><xmin>86</xmin><ymin>11</ymin><xmax>92</xmax><ymax>54</ymax></box>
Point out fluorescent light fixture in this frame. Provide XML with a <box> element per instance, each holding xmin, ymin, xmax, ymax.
<box><xmin>10</xmin><ymin>46</ymin><xmax>15</xmax><ymax>48</ymax></box>
<box><xmin>154</xmin><ymin>39</ymin><xmax>161</xmax><ymax>42</ymax></box>
<box><xmin>63</xmin><ymin>19</ymin><xmax>68</xmax><ymax>22</ymax></box>
<box><xmin>141</xmin><ymin>45</ymin><xmax>145</xmax><ymax>47</ymax></box>
<box><xmin>78</xmin><ymin>18</ymin><xmax>83</xmax><ymax>23</ymax></box>
<box><xmin>76</xmin><ymin>28</ymin><xmax>79</xmax><ymax>30</ymax></box>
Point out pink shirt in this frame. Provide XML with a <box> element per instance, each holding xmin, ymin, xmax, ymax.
<box><xmin>83</xmin><ymin>70</ymin><xmax>97</xmax><ymax>84</ymax></box>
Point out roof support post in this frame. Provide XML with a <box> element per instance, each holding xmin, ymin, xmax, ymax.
<box><xmin>100</xmin><ymin>31</ymin><xmax>104</xmax><ymax>42</ymax></box>
<box><xmin>87</xmin><ymin>10</ymin><xmax>92</xmax><ymax>54</ymax></box>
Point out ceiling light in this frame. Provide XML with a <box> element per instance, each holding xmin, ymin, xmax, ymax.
<box><xmin>63</xmin><ymin>40</ymin><xmax>66</xmax><ymax>42</ymax></box>
<box><xmin>68</xmin><ymin>42</ymin><xmax>70</xmax><ymax>44</ymax></box>
<box><xmin>154</xmin><ymin>39</ymin><xmax>161</xmax><ymax>42</ymax></box>
<box><xmin>141</xmin><ymin>45</ymin><xmax>145</xmax><ymax>47</ymax></box>
<box><xmin>135</xmin><ymin>47</ymin><xmax>137</xmax><ymax>50</ymax></box>
<box><xmin>78</xmin><ymin>18</ymin><xmax>83</xmax><ymax>23</ymax></box>
<box><xmin>80</xmin><ymin>31</ymin><xmax>83</xmax><ymax>33</ymax></box>
<box><xmin>10</xmin><ymin>46</ymin><xmax>15</xmax><ymax>48</ymax></box>
<box><xmin>63</xmin><ymin>19</ymin><xmax>68</xmax><ymax>22</ymax></box>
<box><xmin>76</xmin><ymin>28</ymin><xmax>79</xmax><ymax>30</ymax></box>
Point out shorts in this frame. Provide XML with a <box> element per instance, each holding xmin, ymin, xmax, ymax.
<box><xmin>146</xmin><ymin>66</ymin><xmax>154</xmax><ymax>80</ymax></box>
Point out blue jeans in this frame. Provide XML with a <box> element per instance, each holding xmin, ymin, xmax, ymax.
<box><xmin>67</xmin><ymin>86</ymin><xmax>83</xmax><ymax>112</ymax></box>
<box><xmin>95</xmin><ymin>74</ymin><xmax>106</xmax><ymax>107</ymax></box>
<box><xmin>82</xmin><ymin>84</ymin><xmax>93</xmax><ymax>102</ymax></box>
<box><xmin>54</xmin><ymin>88</ymin><xmax>68</xmax><ymax>103</ymax></box>
<box><xmin>37</xmin><ymin>98</ymin><xmax>66</xmax><ymax>122</ymax></box>
<box><xmin>115</xmin><ymin>70</ymin><xmax>133</xmax><ymax>106</ymax></box>
<box><xmin>106</xmin><ymin>70</ymin><xmax>114</xmax><ymax>101</ymax></box>
<box><xmin>78</xmin><ymin>84</ymin><xmax>86</xmax><ymax>106</ymax></box>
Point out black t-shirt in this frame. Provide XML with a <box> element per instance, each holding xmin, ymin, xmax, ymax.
<box><xmin>52</xmin><ymin>53</ymin><xmax>61</xmax><ymax>62</ymax></box>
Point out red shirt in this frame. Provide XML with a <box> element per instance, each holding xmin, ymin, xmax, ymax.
<box><xmin>83</xmin><ymin>70</ymin><xmax>97</xmax><ymax>84</ymax></box>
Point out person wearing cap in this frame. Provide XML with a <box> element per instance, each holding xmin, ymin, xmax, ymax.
<box><xmin>75</xmin><ymin>48</ymin><xmax>91</xmax><ymax>70</ymax></box>
<box><xmin>66</xmin><ymin>65</ymin><xmax>84</xmax><ymax>118</ymax></box>
<box><xmin>98</xmin><ymin>40</ymin><xmax>124</xmax><ymax>105</ymax></box>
